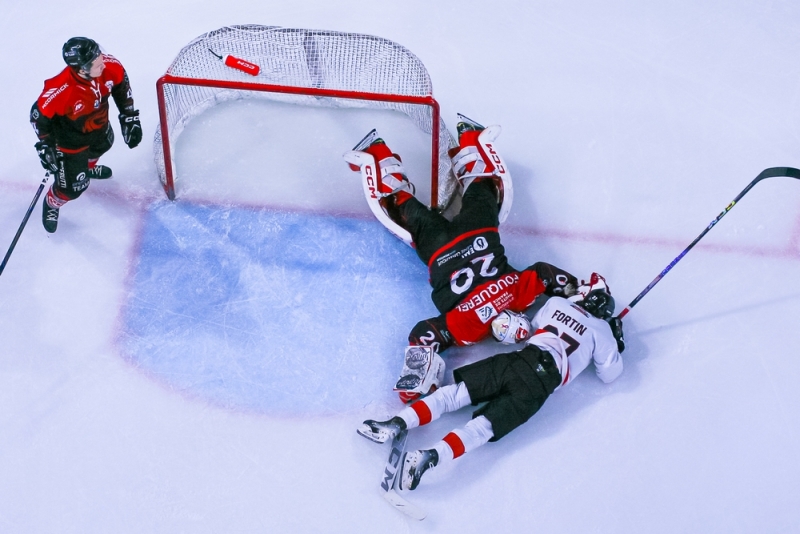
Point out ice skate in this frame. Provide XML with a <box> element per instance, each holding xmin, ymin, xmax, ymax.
<box><xmin>455</xmin><ymin>113</ymin><xmax>486</xmax><ymax>137</ymax></box>
<box><xmin>401</xmin><ymin>448</ymin><xmax>439</xmax><ymax>491</ymax></box>
<box><xmin>357</xmin><ymin>416</ymin><xmax>407</xmax><ymax>444</ymax></box>
<box><xmin>42</xmin><ymin>199</ymin><xmax>59</xmax><ymax>233</ymax></box>
<box><xmin>87</xmin><ymin>164</ymin><xmax>112</xmax><ymax>179</ymax></box>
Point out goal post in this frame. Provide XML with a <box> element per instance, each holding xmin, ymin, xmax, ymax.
<box><xmin>154</xmin><ymin>25</ymin><xmax>458</xmax><ymax>208</ymax></box>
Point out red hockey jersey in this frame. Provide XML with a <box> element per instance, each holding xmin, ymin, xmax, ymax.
<box><xmin>31</xmin><ymin>54</ymin><xmax>134</xmax><ymax>150</ymax></box>
<box><xmin>444</xmin><ymin>266</ymin><xmax>550</xmax><ymax>345</ymax></box>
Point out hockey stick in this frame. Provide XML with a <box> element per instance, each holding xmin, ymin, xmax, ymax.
<box><xmin>616</xmin><ymin>166</ymin><xmax>800</xmax><ymax>319</ymax></box>
<box><xmin>0</xmin><ymin>173</ymin><xmax>50</xmax><ymax>277</ymax></box>
<box><xmin>379</xmin><ymin>429</ymin><xmax>427</xmax><ymax>520</ymax></box>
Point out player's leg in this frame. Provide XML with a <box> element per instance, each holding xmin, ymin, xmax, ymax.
<box><xmin>449</xmin><ymin>117</ymin><xmax>514</xmax><ymax>225</ymax></box>
<box><xmin>399</xmin><ymin>347</ymin><xmax>560</xmax><ymax>490</ymax></box>
<box><xmin>401</xmin><ymin>415</ymin><xmax>494</xmax><ymax>491</ymax></box>
<box><xmin>41</xmin><ymin>150</ymin><xmax>92</xmax><ymax>233</ymax></box>
<box><xmin>357</xmin><ymin>381</ymin><xmax>471</xmax><ymax>443</ymax></box>
<box><xmin>345</xmin><ymin>131</ymin><xmax>452</xmax><ymax>259</ymax></box>
<box><xmin>85</xmin><ymin>126</ymin><xmax>115</xmax><ymax>179</ymax></box>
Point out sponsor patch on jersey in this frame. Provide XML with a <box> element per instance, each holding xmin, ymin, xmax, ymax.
<box><xmin>475</xmin><ymin>302</ymin><xmax>498</xmax><ymax>324</ymax></box>
<box><xmin>42</xmin><ymin>83</ymin><xmax>69</xmax><ymax>109</ymax></box>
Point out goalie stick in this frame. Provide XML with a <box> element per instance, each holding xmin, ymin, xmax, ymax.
<box><xmin>379</xmin><ymin>429</ymin><xmax>427</xmax><ymax>520</ymax></box>
<box><xmin>617</xmin><ymin>166</ymin><xmax>800</xmax><ymax>319</ymax></box>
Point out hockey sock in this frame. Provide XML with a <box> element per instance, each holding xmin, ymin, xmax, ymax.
<box><xmin>398</xmin><ymin>382</ymin><xmax>472</xmax><ymax>429</ymax></box>
<box><xmin>45</xmin><ymin>187</ymin><xmax>69</xmax><ymax>209</ymax></box>
<box><xmin>435</xmin><ymin>415</ymin><xmax>494</xmax><ymax>464</ymax></box>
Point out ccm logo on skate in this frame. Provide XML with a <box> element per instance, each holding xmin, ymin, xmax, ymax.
<box><xmin>485</xmin><ymin>144</ymin><xmax>506</xmax><ymax>174</ymax></box>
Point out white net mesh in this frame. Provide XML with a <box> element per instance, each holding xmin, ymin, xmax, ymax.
<box><xmin>154</xmin><ymin>25</ymin><xmax>457</xmax><ymax>208</ymax></box>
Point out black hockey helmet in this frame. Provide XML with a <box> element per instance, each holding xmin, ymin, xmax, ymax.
<box><xmin>62</xmin><ymin>37</ymin><xmax>101</xmax><ymax>71</ymax></box>
<box><xmin>578</xmin><ymin>288</ymin><xmax>616</xmax><ymax>320</ymax></box>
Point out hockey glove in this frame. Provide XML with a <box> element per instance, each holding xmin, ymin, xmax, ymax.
<box><xmin>35</xmin><ymin>140</ymin><xmax>60</xmax><ymax>174</ymax></box>
<box><xmin>119</xmin><ymin>110</ymin><xmax>142</xmax><ymax>148</ymax></box>
<box><xmin>608</xmin><ymin>317</ymin><xmax>625</xmax><ymax>353</ymax></box>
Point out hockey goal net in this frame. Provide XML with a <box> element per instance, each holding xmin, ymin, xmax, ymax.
<box><xmin>154</xmin><ymin>25</ymin><xmax>458</xmax><ymax>208</ymax></box>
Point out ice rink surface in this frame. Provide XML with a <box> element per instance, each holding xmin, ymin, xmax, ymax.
<box><xmin>1</xmin><ymin>1</ymin><xmax>800</xmax><ymax>532</ymax></box>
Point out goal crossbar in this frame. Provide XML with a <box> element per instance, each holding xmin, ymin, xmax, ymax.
<box><xmin>156</xmin><ymin>74</ymin><xmax>442</xmax><ymax>202</ymax></box>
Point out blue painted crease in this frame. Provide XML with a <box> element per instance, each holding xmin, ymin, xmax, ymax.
<box><xmin>119</xmin><ymin>201</ymin><xmax>434</xmax><ymax>415</ymax></box>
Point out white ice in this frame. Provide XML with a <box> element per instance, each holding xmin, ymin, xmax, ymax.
<box><xmin>2</xmin><ymin>1</ymin><xmax>800</xmax><ymax>533</ymax></box>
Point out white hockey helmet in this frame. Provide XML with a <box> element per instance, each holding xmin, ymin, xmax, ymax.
<box><xmin>491</xmin><ymin>310</ymin><xmax>532</xmax><ymax>344</ymax></box>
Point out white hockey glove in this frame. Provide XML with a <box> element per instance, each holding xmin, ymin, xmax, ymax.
<box><xmin>394</xmin><ymin>346</ymin><xmax>445</xmax><ymax>396</ymax></box>
<box><xmin>490</xmin><ymin>310</ymin><xmax>532</xmax><ymax>344</ymax></box>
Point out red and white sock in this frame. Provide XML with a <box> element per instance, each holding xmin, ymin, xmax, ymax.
<box><xmin>397</xmin><ymin>382</ymin><xmax>472</xmax><ymax>429</ymax></box>
<box><xmin>45</xmin><ymin>187</ymin><xmax>70</xmax><ymax>209</ymax></box>
<box><xmin>435</xmin><ymin>415</ymin><xmax>494</xmax><ymax>464</ymax></box>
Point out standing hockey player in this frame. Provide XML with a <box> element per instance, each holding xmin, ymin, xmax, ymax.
<box><xmin>357</xmin><ymin>274</ymin><xmax>626</xmax><ymax>491</ymax></box>
<box><xmin>30</xmin><ymin>37</ymin><xmax>142</xmax><ymax>233</ymax></box>
<box><xmin>345</xmin><ymin>118</ymin><xmax>578</xmax><ymax>402</ymax></box>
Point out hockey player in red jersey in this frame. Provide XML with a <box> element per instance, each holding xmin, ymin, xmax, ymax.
<box><xmin>357</xmin><ymin>274</ymin><xmax>626</xmax><ymax>490</ymax></box>
<box><xmin>30</xmin><ymin>37</ymin><xmax>142</xmax><ymax>233</ymax></box>
<box><xmin>345</xmin><ymin>118</ymin><xmax>579</xmax><ymax>402</ymax></box>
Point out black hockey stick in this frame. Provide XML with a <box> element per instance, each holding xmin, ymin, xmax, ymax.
<box><xmin>0</xmin><ymin>173</ymin><xmax>50</xmax><ymax>277</ymax></box>
<box><xmin>617</xmin><ymin>166</ymin><xmax>800</xmax><ymax>319</ymax></box>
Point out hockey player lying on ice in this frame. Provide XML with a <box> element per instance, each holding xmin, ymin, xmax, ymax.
<box><xmin>345</xmin><ymin>117</ymin><xmax>581</xmax><ymax>403</ymax></box>
<box><xmin>358</xmin><ymin>274</ymin><xmax>626</xmax><ymax>491</ymax></box>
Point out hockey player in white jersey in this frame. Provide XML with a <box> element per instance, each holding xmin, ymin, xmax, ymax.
<box><xmin>357</xmin><ymin>273</ymin><xmax>625</xmax><ymax>490</ymax></box>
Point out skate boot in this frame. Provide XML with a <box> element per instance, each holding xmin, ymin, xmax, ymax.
<box><xmin>42</xmin><ymin>199</ymin><xmax>59</xmax><ymax>233</ymax></box>
<box><xmin>87</xmin><ymin>165</ymin><xmax>112</xmax><ymax>179</ymax></box>
<box><xmin>401</xmin><ymin>448</ymin><xmax>439</xmax><ymax>491</ymax></box>
<box><xmin>357</xmin><ymin>416</ymin><xmax>407</xmax><ymax>444</ymax></box>
<box><xmin>456</xmin><ymin>114</ymin><xmax>485</xmax><ymax>137</ymax></box>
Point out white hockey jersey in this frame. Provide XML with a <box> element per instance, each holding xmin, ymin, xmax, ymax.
<box><xmin>526</xmin><ymin>296</ymin><xmax>623</xmax><ymax>389</ymax></box>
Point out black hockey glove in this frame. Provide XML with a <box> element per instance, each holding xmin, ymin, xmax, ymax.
<box><xmin>35</xmin><ymin>140</ymin><xmax>60</xmax><ymax>174</ymax></box>
<box><xmin>119</xmin><ymin>110</ymin><xmax>142</xmax><ymax>148</ymax></box>
<box><xmin>607</xmin><ymin>317</ymin><xmax>625</xmax><ymax>353</ymax></box>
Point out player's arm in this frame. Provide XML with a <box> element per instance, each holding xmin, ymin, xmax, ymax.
<box><xmin>528</xmin><ymin>262</ymin><xmax>578</xmax><ymax>297</ymax></box>
<box><xmin>593</xmin><ymin>320</ymin><xmax>624</xmax><ymax>383</ymax></box>
<box><xmin>408</xmin><ymin>315</ymin><xmax>455</xmax><ymax>353</ymax></box>
<box><xmin>30</xmin><ymin>101</ymin><xmax>54</xmax><ymax>141</ymax></box>
<box><xmin>514</xmin><ymin>262</ymin><xmax>579</xmax><ymax>309</ymax></box>
<box><xmin>30</xmin><ymin>101</ymin><xmax>59</xmax><ymax>173</ymax></box>
<box><xmin>107</xmin><ymin>60</ymin><xmax>142</xmax><ymax>148</ymax></box>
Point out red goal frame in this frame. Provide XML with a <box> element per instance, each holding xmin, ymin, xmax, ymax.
<box><xmin>156</xmin><ymin>75</ymin><xmax>443</xmax><ymax>204</ymax></box>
